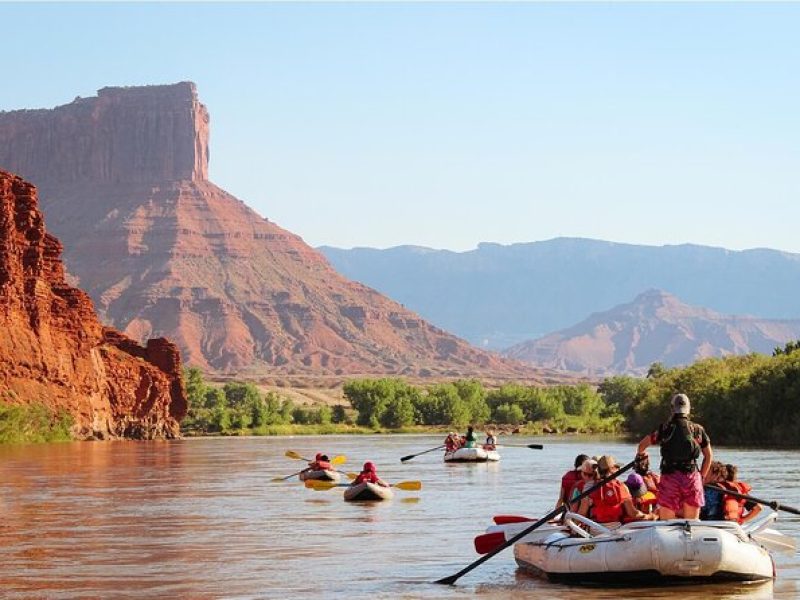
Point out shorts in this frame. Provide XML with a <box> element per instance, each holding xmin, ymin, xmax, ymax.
<box><xmin>657</xmin><ymin>470</ymin><xmax>705</xmax><ymax>512</ymax></box>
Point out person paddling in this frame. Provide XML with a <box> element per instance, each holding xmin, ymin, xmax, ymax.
<box><xmin>484</xmin><ymin>429</ymin><xmax>498</xmax><ymax>451</ymax></box>
<box><xmin>636</xmin><ymin>393</ymin><xmax>712</xmax><ymax>520</ymax></box>
<box><xmin>721</xmin><ymin>464</ymin><xmax>762</xmax><ymax>524</ymax></box>
<box><xmin>307</xmin><ymin>452</ymin><xmax>332</xmax><ymax>472</ymax></box>
<box><xmin>353</xmin><ymin>461</ymin><xmax>389</xmax><ymax>487</ymax></box>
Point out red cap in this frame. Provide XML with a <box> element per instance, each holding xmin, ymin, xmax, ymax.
<box><xmin>315</xmin><ymin>453</ymin><xmax>323</xmax><ymax>461</ymax></box>
<box><xmin>364</xmin><ymin>461</ymin><xmax>376</xmax><ymax>472</ymax></box>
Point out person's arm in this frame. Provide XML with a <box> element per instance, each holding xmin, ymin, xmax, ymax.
<box><xmin>623</xmin><ymin>498</ymin><xmax>656</xmax><ymax>521</ymax></box>
<box><xmin>577</xmin><ymin>496</ymin><xmax>591</xmax><ymax>517</ymax></box>
<box><xmin>699</xmin><ymin>443</ymin><xmax>713</xmax><ymax>480</ymax></box>
<box><xmin>637</xmin><ymin>432</ymin><xmax>654</xmax><ymax>456</ymax></box>
<box><xmin>741</xmin><ymin>501</ymin><xmax>762</xmax><ymax>523</ymax></box>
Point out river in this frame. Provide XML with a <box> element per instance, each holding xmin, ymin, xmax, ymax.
<box><xmin>0</xmin><ymin>435</ymin><xmax>798</xmax><ymax>599</ymax></box>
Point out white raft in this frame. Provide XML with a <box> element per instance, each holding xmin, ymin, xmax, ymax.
<box><xmin>299</xmin><ymin>469</ymin><xmax>341</xmax><ymax>483</ymax></box>
<box><xmin>343</xmin><ymin>481</ymin><xmax>394</xmax><ymax>502</ymax></box>
<box><xmin>512</xmin><ymin>512</ymin><xmax>780</xmax><ymax>584</ymax></box>
<box><xmin>444</xmin><ymin>446</ymin><xmax>500</xmax><ymax>463</ymax></box>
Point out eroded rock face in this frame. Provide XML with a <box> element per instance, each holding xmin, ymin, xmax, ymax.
<box><xmin>0</xmin><ymin>170</ymin><xmax>186</xmax><ymax>439</ymax></box>
<box><xmin>0</xmin><ymin>84</ymin><xmax>530</xmax><ymax>378</ymax></box>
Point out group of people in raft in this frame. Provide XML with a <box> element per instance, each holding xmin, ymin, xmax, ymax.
<box><xmin>556</xmin><ymin>393</ymin><xmax>760</xmax><ymax>525</ymax></box>
<box><xmin>303</xmin><ymin>453</ymin><xmax>389</xmax><ymax>487</ymax></box>
<box><xmin>444</xmin><ymin>426</ymin><xmax>498</xmax><ymax>452</ymax></box>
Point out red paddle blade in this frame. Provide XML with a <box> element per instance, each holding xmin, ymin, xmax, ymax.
<box><xmin>493</xmin><ymin>514</ymin><xmax>533</xmax><ymax>525</ymax></box>
<box><xmin>474</xmin><ymin>531</ymin><xmax>506</xmax><ymax>554</ymax></box>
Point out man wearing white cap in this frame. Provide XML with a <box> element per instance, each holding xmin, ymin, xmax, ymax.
<box><xmin>636</xmin><ymin>393</ymin><xmax>712</xmax><ymax>520</ymax></box>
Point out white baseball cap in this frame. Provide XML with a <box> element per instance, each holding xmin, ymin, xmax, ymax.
<box><xmin>671</xmin><ymin>393</ymin><xmax>691</xmax><ymax>415</ymax></box>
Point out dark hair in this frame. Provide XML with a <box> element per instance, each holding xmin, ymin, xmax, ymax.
<box><xmin>320</xmin><ymin>454</ymin><xmax>330</xmax><ymax>461</ymax></box>
<box><xmin>574</xmin><ymin>454</ymin><xmax>590</xmax><ymax>469</ymax></box>
<box><xmin>725</xmin><ymin>464</ymin><xmax>738</xmax><ymax>482</ymax></box>
<box><xmin>634</xmin><ymin>454</ymin><xmax>651</xmax><ymax>475</ymax></box>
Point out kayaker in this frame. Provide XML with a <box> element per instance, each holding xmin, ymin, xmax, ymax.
<box><xmin>636</xmin><ymin>393</ymin><xmax>712</xmax><ymax>520</ymax></box>
<box><xmin>353</xmin><ymin>461</ymin><xmax>389</xmax><ymax>487</ymax></box>
<box><xmin>721</xmin><ymin>464</ymin><xmax>762</xmax><ymax>524</ymax></box>
<box><xmin>557</xmin><ymin>453</ymin><xmax>589</xmax><ymax>507</ymax></box>
<box><xmin>463</xmin><ymin>426</ymin><xmax>478</xmax><ymax>449</ymax></box>
<box><xmin>625</xmin><ymin>472</ymin><xmax>658</xmax><ymax>518</ymax></box>
<box><xmin>700</xmin><ymin>461</ymin><xmax>727</xmax><ymax>520</ymax></box>
<box><xmin>307</xmin><ymin>452</ymin><xmax>332</xmax><ymax>471</ymax></box>
<box><xmin>578</xmin><ymin>455</ymin><xmax>657</xmax><ymax>523</ymax></box>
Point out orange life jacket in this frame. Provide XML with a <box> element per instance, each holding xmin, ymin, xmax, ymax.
<box><xmin>591</xmin><ymin>480</ymin><xmax>627</xmax><ymax>523</ymax></box>
<box><xmin>623</xmin><ymin>491</ymin><xmax>658</xmax><ymax>522</ymax></box>
<box><xmin>722</xmin><ymin>481</ymin><xmax>751</xmax><ymax>523</ymax></box>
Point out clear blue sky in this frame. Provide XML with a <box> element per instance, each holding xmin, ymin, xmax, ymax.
<box><xmin>3</xmin><ymin>2</ymin><xmax>799</xmax><ymax>252</ymax></box>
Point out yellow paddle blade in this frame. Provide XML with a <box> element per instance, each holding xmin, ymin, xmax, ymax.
<box><xmin>346</xmin><ymin>472</ymin><xmax>358</xmax><ymax>480</ymax></box>
<box><xmin>285</xmin><ymin>450</ymin><xmax>305</xmax><ymax>461</ymax></box>
<box><xmin>304</xmin><ymin>480</ymin><xmax>339</xmax><ymax>491</ymax></box>
<box><xmin>392</xmin><ymin>481</ymin><xmax>422</xmax><ymax>491</ymax></box>
<box><xmin>331</xmin><ymin>455</ymin><xmax>347</xmax><ymax>465</ymax></box>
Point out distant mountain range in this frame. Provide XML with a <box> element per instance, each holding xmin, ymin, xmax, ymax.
<box><xmin>320</xmin><ymin>239</ymin><xmax>800</xmax><ymax>350</ymax></box>
<box><xmin>504</xmin><ymin>289</ymin><xmax>800</xmax><ymax>375</ymax></box>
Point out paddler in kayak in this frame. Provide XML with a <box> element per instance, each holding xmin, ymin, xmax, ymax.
<box><xmin>353</xmin><ymin>461</ymin><xmax>389</xmax><ymax>487</ymax></box>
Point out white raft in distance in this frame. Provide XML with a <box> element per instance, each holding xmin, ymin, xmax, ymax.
<box><xmin>444</xmin><ymin>447</ymin><xmax>500</xmax><ymax>463</ymax></box>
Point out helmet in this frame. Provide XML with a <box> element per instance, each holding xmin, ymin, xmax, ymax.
<box><xmin>363</xmin><ymin>461</ymin><xmax>376</xmax><ymax>472</ymax></box>
<box><xmin>315</xmin><ymin>452</ymin><xmax>323</xmax><ymax>461</ymax></box>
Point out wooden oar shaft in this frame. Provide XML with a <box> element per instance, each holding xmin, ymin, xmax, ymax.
<box><xmin>435</xmin><ymin>459</ymin><xmax>636</xmax><ymax>585</ymax></box>
<box><xmin>704</xmin><ymin>484</ymin><xmax>800</xmax><ymax>516</ymax></box>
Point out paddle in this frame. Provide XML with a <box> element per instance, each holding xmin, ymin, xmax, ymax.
<box><xmin>435</xmin><ymin>459</ymin><xmax>636</xmax><ymax>585</ymax></box>
<box><xmin>305</xmin><ymin>479</ymin><xmax>422</xmax><ymax>491</ymax></box>
<box><xmin>400</xmin><ymin>445</ymin><xmax>445</xmax><ymax>462</ymax></box>
<box><xmin>704</xmin><ymin>484</ymin><xmax>800</xmax><ymax>516</ymax></box>
<box><xmin>494</xmin><ymin>443</ymin><xmax>544</xmax><ymax>450</ymax></box>
<box><xmin>285</xmin><ymin>450</ymin><xmax>347</xmax><ymax>465</ymax></box>
<box><xmin>271</xmin><ymin>469</ymin><xmax>358</xmax><ymax>483</ymax></box>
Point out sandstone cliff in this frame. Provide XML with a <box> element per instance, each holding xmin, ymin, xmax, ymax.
<box><xmin>505</xmin><ymin>289</ymin><xmax>800</xmax><ymax>376</ymax></box>
<box><xmin>0</xmin><ymin>170</ymin><xmax>186</xmax><ymax>439</ymax></box>
<box><xmin>0</xmin><ymin>84</ymin><xmax>530</xmax><ymax>379</ymax></box>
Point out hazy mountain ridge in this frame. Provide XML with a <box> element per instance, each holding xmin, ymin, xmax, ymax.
<box><xmin>320</xmin><ymin>238</ymin><xmax>800</xmax><ymax>349</ymax></box>
<box><xmin>504</xmin><ymin>289</ymin><xmax>800</xmax><ymax>375</ymax></box>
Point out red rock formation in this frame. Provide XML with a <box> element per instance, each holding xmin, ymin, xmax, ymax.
<box><xmin>0</xmin><ymin>84</ymin><xmax>532</xmax><ymax>379</ymax></box>
<box><xmin>0</xmin><ymin>170</ymin><xmax>186</xmax><ymax>439</ymax></box>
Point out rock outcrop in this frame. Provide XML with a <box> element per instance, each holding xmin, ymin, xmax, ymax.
<box><xmin>505</xmin><ymin>289</ymin><xmax>800</xmax><ymax>376</ymax></box>
<box><xmin>0</xmin><ymin>169</ymin><xmax>186</xmax><ymax>439</ymax></box>
<box><xmin>0</xmin><ymin>84</ymin><xmax>530</xmax><ymax>379</ymax></box>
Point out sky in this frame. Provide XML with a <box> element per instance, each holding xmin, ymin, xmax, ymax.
<box><xmin>2</xmin><ymin>2</ymin><xmax>799</xmax><ymax>253</ymax></box>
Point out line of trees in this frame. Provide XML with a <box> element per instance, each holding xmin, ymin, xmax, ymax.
<box><xmin>599</xmin><ymin>342</ymin><xmax>800</xmax><ymax>446</ymax></box>
<box><xmin>343</xmin><ymin>378</ymin><xmax>623</xmax><ymax>432</ymax></box>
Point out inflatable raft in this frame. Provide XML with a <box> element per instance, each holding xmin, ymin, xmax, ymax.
<box><xmin>299</xmin><ymin>469</ymin><xmax>341</xmax><ymax>483</ymax></box>
<box><xmin>343</xmin><ymin>481</ymin><xmax>394</xmax><ymax>502</ymax></box>
<box><xmin>512</xmin><ymin>512</ymin><xmax>780</xmax><ymax>584</ymax></box>
<box><xmin>444</xmin><ymin>446</ymin><xmax>500</xmax><ymax>462</ymax></box>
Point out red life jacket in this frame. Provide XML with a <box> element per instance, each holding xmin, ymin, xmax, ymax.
<box><xmin>590</xmin><ymin>480</ymin><xmax>628</xmax><ymax>523</ymax></box>
<box><xmin>721</xmin><ymin>481</ymin><xmax>751</xmax><ymax>523</ymax></box>
<box><xmin>355</xmin><ymin>471</ymin><xmax>380</xmax><ymax>485</ymax></box>
<box><xmin>560</xmin><ymin>470</ymin><xmax>582</xmax><ymax>504</ymax></box>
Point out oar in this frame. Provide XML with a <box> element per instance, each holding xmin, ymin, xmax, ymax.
<box><xmin>435</xmin><ymin>459</ymin><xmax>636</xmax><ymax>585</ymax></box>
<box><xmin>285</xmin><ymin>450</ymin><xmax>347</xmax><ymax>465</ymax></box>
<box><xmin>305</xmin><ymin>480</ymin><xmax>422</xmax><ymax>491</ymax></box>
<box><xmin>494</xmin><ymin>444</ymin><xmax>544</xmax><ymax>450</ymax></box>
<box><xmin>704</xmin><ymin>484</ymin><xmax>800</xmax><ymax>516</ymax></box>
<box><xmin>400</xmin><ymin>445</ymin><xmax>445</xmax><ymax>462</ymax></box>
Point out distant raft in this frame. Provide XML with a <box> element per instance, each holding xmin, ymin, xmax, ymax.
<box><xmin>299</xmin><ymin>469</ymin><xmax>341</xmax><ymax>483</ymax></box>
<box><xmin>343</xmin><ymin>481</ymin><xmax>394</xmax><ymax>502</ymax></box>
<box><xmin>444</xmin><ymin>446</ymin><xmax>500</xmax><ymax>463</ymax></box>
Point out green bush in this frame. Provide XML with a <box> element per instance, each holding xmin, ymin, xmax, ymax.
<box><xmin>0</xmin><ymin>403</ymin><xmax>73</xmax><ymax>444</ymax></box>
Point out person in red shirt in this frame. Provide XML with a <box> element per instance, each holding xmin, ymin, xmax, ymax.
<box><xmin>353</xmin><ymin>461</ymin><xmax>389</xmax><ymax>487</ymax></box>
<box><xmin>307</xmin><ymin>452</ymin><xmax>332</xmax><ymax>471</ymax></box>
<box><xmin>578</xmin><ymin>455</ymin><xmax>656</xmax><ymax>523</ymax></box>
<box><xmin>557</xmin><ymin>453</ymin><xmax>589</xmax><ymax>507</ymax></box>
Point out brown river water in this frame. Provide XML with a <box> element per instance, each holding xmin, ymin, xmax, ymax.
<box><xmin>0</xmin><ymin>435</ymin><xmax>798</xmax><ymax>599</ymax></box>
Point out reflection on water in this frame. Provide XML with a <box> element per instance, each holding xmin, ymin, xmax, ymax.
<box><xmin>0</xmin><ymin>436</ymin><xmax>798</xmax><ymax>599</ymax></box>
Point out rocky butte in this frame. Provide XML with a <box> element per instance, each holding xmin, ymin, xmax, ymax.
<box><xmin>0</xmin><ymin>83</ymin><xmax>533</xmax><ymax>379</ymax></box>
<box><xmin>0</xmin><ymin>170</ymin><xmax>186</xmax><ymax>439</ymax></box>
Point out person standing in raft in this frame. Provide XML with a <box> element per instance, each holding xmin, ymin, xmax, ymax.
<box><xmin>353</xmin><ymin>461</ymin><xmax>389</xmax><ymax>487</ymax></box>
<box><xmin>636</xmin><ymin>393</ymin><xmax>712</xmax><ymax>520</ymax></box>
<box><xmin>463</xmin><ymin>426</ymin><xmax>478</xmax><ymax>448</ymax></box>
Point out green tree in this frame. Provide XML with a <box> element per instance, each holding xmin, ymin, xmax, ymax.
<box><xmin>494</xmin><ymin>403</ymin><xmax>524</xmax><ymax>425</ymax></box>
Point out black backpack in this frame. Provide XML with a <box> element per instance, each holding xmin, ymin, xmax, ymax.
<box><xmin>660</xmin><ymin>418</ymin><xmax>701</xmax><ymax>473</ymax></box>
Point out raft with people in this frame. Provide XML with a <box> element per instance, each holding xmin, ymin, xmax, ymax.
<box><xmin>444</xmin><ymin>446</ymin><xmax>501</xmax><ymax>462</ymax></box>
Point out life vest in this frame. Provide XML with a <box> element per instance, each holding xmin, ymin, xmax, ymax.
<box><xmin>721</xmin><ymin>481</ymin><xmax>751</xmax><ymax>523</ymax></box>
<box><xmin>591</xmin><ymin>480</ymin><xmax>627</xmax><ymax>523</ymax></box>
<box><xmin>560</xmin><ymin>470</ymin><xmax>582</xmax><ymax>505</ymax></box>
<box><xmin>621</xmin><ymin>491</ymin><xmax>657</xmax><ymax>523</ymax></box>
<box><xmin>659</xmin><ymin>418</ymin><xmax>702</xmax><ymax>473</ymax></box>
<box><xmin>355</xmin><ymin>471</ymin><xmax>380</xmax><ymax>485</ymax></box>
